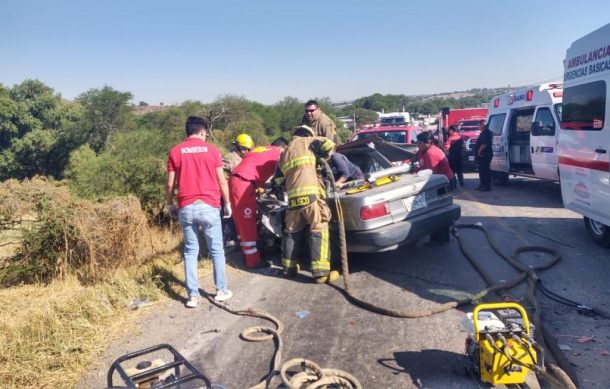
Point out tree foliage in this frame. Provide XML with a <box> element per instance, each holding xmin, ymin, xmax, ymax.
<box><xmin>76</xmin><ymin>86</ymin><xmax>134</xmax><ymax>152</ymax></box>
<box><xmin>1</xmin><ymin>78</ymin><xmax>508</xmax><ymax>221</ymax></box>
<box><xmin>0</xmin><ymin>80</ymin><xmax>83</xmax><ymax>180</ymax></box>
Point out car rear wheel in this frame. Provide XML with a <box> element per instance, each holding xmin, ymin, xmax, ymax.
<box><xmin>584</xmin><ymin>217</ymin><xmax>610</xmax><ymax>248</ymax></box>
<box><xmin>430</xmin><ymin>227</ymin><xmax>451</xmax><ymax>243</ymax></box>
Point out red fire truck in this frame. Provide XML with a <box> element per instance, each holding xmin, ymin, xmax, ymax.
<box><xmin>438</xmin><ymin>107</ymin><xmax>489</xmax><ymax>170</ymax></box>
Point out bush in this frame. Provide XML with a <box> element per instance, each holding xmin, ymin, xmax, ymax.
<box><xmin>66</xmin><ymin>127</ymin><xmax>181</xmax><ymax>218</ymax></box>
<box><xmin>0</xmin><ymin>178</ymin><xmax>152</xmax><ymax>285</ymax></box>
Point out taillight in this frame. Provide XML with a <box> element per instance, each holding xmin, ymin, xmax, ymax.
<box><xmin>553</xmin><ymin>91</ymin><xmax>563</xmax><ymax>97</ymax></box>
<box><xmin>360</xmin><ymin>201</ymin><xmax>390</xmax><ymax>220</ymax></box>
<box><xmin>494</xmin><ymin>98</ymin><xmax>500</xmax><ymax>108</ymax></box>
<box><xmin>526</xmin><ymin>90</ymin><xmax>534</xmax><ymax>101</ymax></box>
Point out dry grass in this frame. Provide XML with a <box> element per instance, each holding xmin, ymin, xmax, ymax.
<box><xmin>0</xmin><ymin>178</ymin><xmax>165</xmax><ymax>284</ymax></box>
<box><xmin>0</xmin><ymin>246</ymin><xmax>188</xmax><ymax>388</ymax></box>
<box><xmin>0</xmin><ymin>178</ymin><xmax>204</xmax><ymax>388</ymax></box>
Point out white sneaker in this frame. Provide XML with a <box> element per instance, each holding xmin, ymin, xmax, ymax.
<box><xmin>185</xmin><ymin>295</ymin><xmax>200</xmax><ymax>308</ymax></box>
<box><xmin>214</xmin><ymin>289</ymin><xmax>233</xmax><ymax>302</ymax></box>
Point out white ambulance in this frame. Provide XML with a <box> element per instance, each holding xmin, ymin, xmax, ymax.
<box><xmin>488</xmin><ymin>83</ymin><xmax>564</xmax><ymax>185</ymax></box>
<box><xmin>558</xmin><ymin>23</ymin><xmax>610</xmax><ymax>247</ymax></box>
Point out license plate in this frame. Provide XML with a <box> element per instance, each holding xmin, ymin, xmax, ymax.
<box><xmin>468</xmin><ymin>156</ymin><xmax>475</xmax><ymax>161</ymax></box>
<box><xmin>404</xmin><ymin>193</ymin><xmax>427</xmax><ymax>212</ymax></box>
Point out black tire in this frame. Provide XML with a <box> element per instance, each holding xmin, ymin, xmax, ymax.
<box><xmin>584</xmin><ymin>217</ymin><xmax>610</xmax><ymax>248</ymax></box>
<box><xmin>492</xmin><ymin>171</ymin><xmax>509</xmax><ymax>186</ymax></box>
<box><xmin>430</xmin><ymin>227</ymin><xmax>450</xmax><ymax>243</ymax></box>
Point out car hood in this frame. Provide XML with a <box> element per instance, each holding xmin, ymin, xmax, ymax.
<box><xmin>337</xmin><ymin>136</ymin><xmax>416</xmax><ymax>162</ymax></box>
<box><xmin>459</xmin><ymin>130</ymin><xmax>480</xmax><ymax>139</ymax></box>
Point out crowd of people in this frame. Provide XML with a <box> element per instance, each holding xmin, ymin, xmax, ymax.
<box><xmin>166</xmin><ymin>102</ymin><xmax>493</xmax><ymax>308</ymax></box>
<box><xmin>416</xmin><ymin>119</ymin><xmax>492</xmax><ymax>192</ymax></box>
<box><xmin>166</xmin><ymin>100</ymin><xmax>348</xmax><ymax>307</ymax></box>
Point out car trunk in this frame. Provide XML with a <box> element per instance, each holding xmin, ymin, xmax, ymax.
<box><xmin>330</xmin><ymin>174</ymin><xmax>452</xmax><ymax>231</ymax></box>
<box><xmin>332</xmin><ymin>138</ymin><xmax>452</xmax><ymax>232</ymax></box>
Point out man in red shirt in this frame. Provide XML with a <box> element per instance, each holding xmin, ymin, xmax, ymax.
<box><xmin>166</xmin><ymin>116</ymin><xmax>233</xmax><ymax>308</ymax></box>
<box><xmin>413</xmin><ymin>131</ymin><xmax>455</xmax><ymax>185</ymax></box>
<box><xmin>229</xmin><ymin>137</ymin><xmax>288</xmax><ymax>268</ymax></box>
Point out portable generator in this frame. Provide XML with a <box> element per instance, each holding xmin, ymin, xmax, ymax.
<box><xmin>462</xmin><ymin>302</ymin><xmax>543</xmax><ymax>385</ymax></box>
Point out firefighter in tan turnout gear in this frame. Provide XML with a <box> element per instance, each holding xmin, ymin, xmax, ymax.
<box><xmin>275</xmin><ymin>125</ymin><xmax>340</xmax><ymax>284</ymax></box>
<box><xmin>223</xmin><ymin>133</ymin><xmax>254</xmax><ymax>178</ymax></box>
<box><xmin>302</xmin><ymin>99</ymin><xmax>339</xmax><ymax>144</ymax></box>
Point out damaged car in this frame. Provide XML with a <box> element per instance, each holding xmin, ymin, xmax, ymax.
<box><xmin>257</xmin><ymin>136</ymin><xmax>461</xmax><ymax>254</ymax></box>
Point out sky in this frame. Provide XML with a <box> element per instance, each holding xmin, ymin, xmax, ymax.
<box><xmin>2</xmin><ymin>0</ymin><xmax>609</xmax><ymax>105</ymax></box>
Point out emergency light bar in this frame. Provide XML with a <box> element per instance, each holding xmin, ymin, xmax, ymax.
<box><xmin>526</xmin><ymin>90</ymin><xmax>534</xmax><ymax>101</ymax></box>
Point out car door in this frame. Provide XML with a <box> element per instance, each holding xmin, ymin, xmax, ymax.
<box><xmin>489</xmin><ymin>113</ymin><xmax>508</xmax><ymax>173</ymax></box>
<box><xmin>531</xmin><ymin>106</ymin><xmax>559</xmax><ymax>180</ymax></box>
<box><xmin>559</xmin><ymin>80</ymin><xmax>610</xmax><ymax>226</ymax></box>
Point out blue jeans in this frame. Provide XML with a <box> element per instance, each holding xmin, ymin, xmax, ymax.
<box><xmin>178</xmin><ymin>201</ymin><xmax>227</xmax><ymax>297</ymax></box>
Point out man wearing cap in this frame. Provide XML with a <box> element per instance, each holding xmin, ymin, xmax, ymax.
<box><xmin>302</xmin><ymin>99</ymin><xmax>340</xmax><ymax>144</ymax></box>
<box><xmin>274</xmin><ymin>125</ymin><xmax>339</xmax><ymax>284</ymax></box>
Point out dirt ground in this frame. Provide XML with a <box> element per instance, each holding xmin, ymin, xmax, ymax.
<box><xmin>79</xmin><ymin>173</ymin><xmax>610</xmax><ymax>389</ymax></box>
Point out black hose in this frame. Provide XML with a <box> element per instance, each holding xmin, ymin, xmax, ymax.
<box><xmin>319</xmin><ymin>159</ymin><xmax>579</xmax><ymax>388</ymax></box>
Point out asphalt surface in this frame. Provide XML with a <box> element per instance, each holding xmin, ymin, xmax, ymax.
<box><xmin>80</xmin><ymin>172</ymin><xmax>610</xmax><ymax>389</ymax></box>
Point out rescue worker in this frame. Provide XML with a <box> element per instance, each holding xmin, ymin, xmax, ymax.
<box><xmin>475</xmin><ymin>120</ymin><xmax>493</xmax><ymax>192</ymax></box>
<box><xmin>229</xmin><ymin>137</ymin><xmax>289</xmax><ymax>268</ymax></box>
<box><xmin>302</xmin><ymin>99</ymin><xmax>340</xmax><ymax>144</ymax></box>
<box><xmin>222</xmin><ymin>133</ymin><xmax>254</xmax><ymax>250</ymax></box>
<box><xmin>275</xmin><ymin>125</ymin><xmax>339</xmax><ymax>284</ymax></box>
<box><xmin>413</xmin><ymin>131</ymin><xmax>455</xmax><ymax>185</ymax></box>
<box><xmin>223</xmin><ymin>133</ymin><xmax>254</xmax><ymax>177</ymax></box>
<box><xmin>443</xmin><ymin>125</ymin><xmax>464</xmax><ymax>187</ymax></box>
<box><xmin>329</xmin><ymin>152</ymin><xmax>364</xmax><ymax>189</ymax></box>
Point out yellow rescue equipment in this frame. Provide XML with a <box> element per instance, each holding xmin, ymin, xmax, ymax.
<box><xmin>345</xmin><ymin>175</ymin><xmax>400</xmax><ymax>195</ymax></box>
<box><xmin>463</xmin><ymin>302</ymin><xmax>542</xmax><ymax>385</ymax></box>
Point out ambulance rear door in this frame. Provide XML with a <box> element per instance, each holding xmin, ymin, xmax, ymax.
<box><xmin>489</xmin><ymin>112</ymin><xmax>508</xmax><ymax>173</ymax></box>
<box><xmin>530</xmin><ymin>104</ymin><xmax>561</xmax><ymax>180</ymax></box>
<box><xmin>559</xmin><ymin>80</ymin><xmax>610</xmax><ymax>226</ymax></box>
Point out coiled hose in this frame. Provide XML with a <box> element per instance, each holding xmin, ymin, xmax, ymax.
<box><xmin>202</xmin><ymin>284</ymin><xmax>361</xmax><ymax>388</ymax></box>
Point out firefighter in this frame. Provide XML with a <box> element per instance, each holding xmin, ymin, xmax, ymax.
<box><xmin>223</xmin><ymin>133</ymin><xmax>254</xmax><ymax>178</ymax></box>
<box><xmin>229</xmin><ymin>137</ymin><xmax>289</xmax><ymax>268</ymax></box>
<box><xmin>275</xmin><ymin>125</ymin><xmax>339</xmax><ymax>284</ymax></box>
<box><xmin>302</xmin><ymin>99</ymin><xmax>340</xmax><ymax>144</ymax></box>
<box><xmin>222</xmin><ymin>133</ymin><xmax>254</xmax><ymax>250</ymax></box>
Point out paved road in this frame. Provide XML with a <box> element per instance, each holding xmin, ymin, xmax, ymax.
<box><xmin>82</xmin><ymin>173</ymin><xmax>609</xmax><ymax>389</ymax></box>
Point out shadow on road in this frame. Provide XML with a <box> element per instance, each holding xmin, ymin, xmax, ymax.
<box><xmin>378</xmin><ymin>349</ymin><xmax>487</xmax><ymax>388</ymax></box>
<box><xmin>454</xmin><ymin>175</ymin><xmax>564</xmax><ymax>209</ymax></box>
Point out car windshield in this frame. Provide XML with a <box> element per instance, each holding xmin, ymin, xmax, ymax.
<box><xmin>357</xmin><ymin>131</ymin><xmax>407</xmax><ymax>143</ymax></box>
<box><xmin>380</xmin><ymin>117</ymin><xmax>406</xmax><ymax>126</ymax></box>
<box><xmin>458</xmin><ymin>120</ymin><xmax>482</xmax><ymax>130</ymax></box>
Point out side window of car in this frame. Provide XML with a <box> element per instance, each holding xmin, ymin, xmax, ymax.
<box><xmin>532</xmin><ymin>108</ymin><xmax>555</xmax><ymax>136</ymax></box>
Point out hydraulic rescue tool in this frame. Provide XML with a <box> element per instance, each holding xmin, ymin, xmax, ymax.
<box><xmin>462</xmin><ymin>302</ymin><xmax>543</xmax><ymax>386</ymax></box>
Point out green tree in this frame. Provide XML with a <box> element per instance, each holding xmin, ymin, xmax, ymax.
<box><xmin>273</xmin><ymin>96</ymin><xmax>303</xmax><ymax>135</ymax></box>
<box><xmin>0</xmin><ymin>80</ymin><xmax>82</xmax><ymax>179</ymax></box>
<box><xmin>353</xmin><ymin>108</ymin><xmax>379</xmax><ymax>126</ymax></box>
<box><xmin>66</xmin><ymin>127</ymin><xmax>177</xmax><ymax>216</ymax></box>
<box><xmin>76</xmin><ymin>86</ymin><xmax>133</xmax><ymax>152</ymax></box>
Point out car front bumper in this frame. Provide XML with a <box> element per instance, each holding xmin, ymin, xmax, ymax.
<box><xmin>344</xmin><ymin>204</ymin><xmax>461</xmax><ymax>253</ymax></box>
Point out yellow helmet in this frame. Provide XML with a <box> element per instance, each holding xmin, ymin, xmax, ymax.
<box><xmin>234</xmin><ymin>133</ymin><xmax>254</xmax><ymax>149</ymax></box>
<box><xmin>292</xmin><ymin>125</ymin><xmax>315</xmax><ymax>137</ymax></box>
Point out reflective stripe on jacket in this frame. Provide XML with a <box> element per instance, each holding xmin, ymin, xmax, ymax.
<box><xmin>279</xmin><ymin>136</ymin><xmax>330</xmax><ymax>208</ymax></box>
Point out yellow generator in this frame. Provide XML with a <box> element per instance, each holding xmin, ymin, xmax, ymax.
<box><xmin>462</xmin><ymin>302</ymin><xmax>543</xmax><ymax>385</ymax></box>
